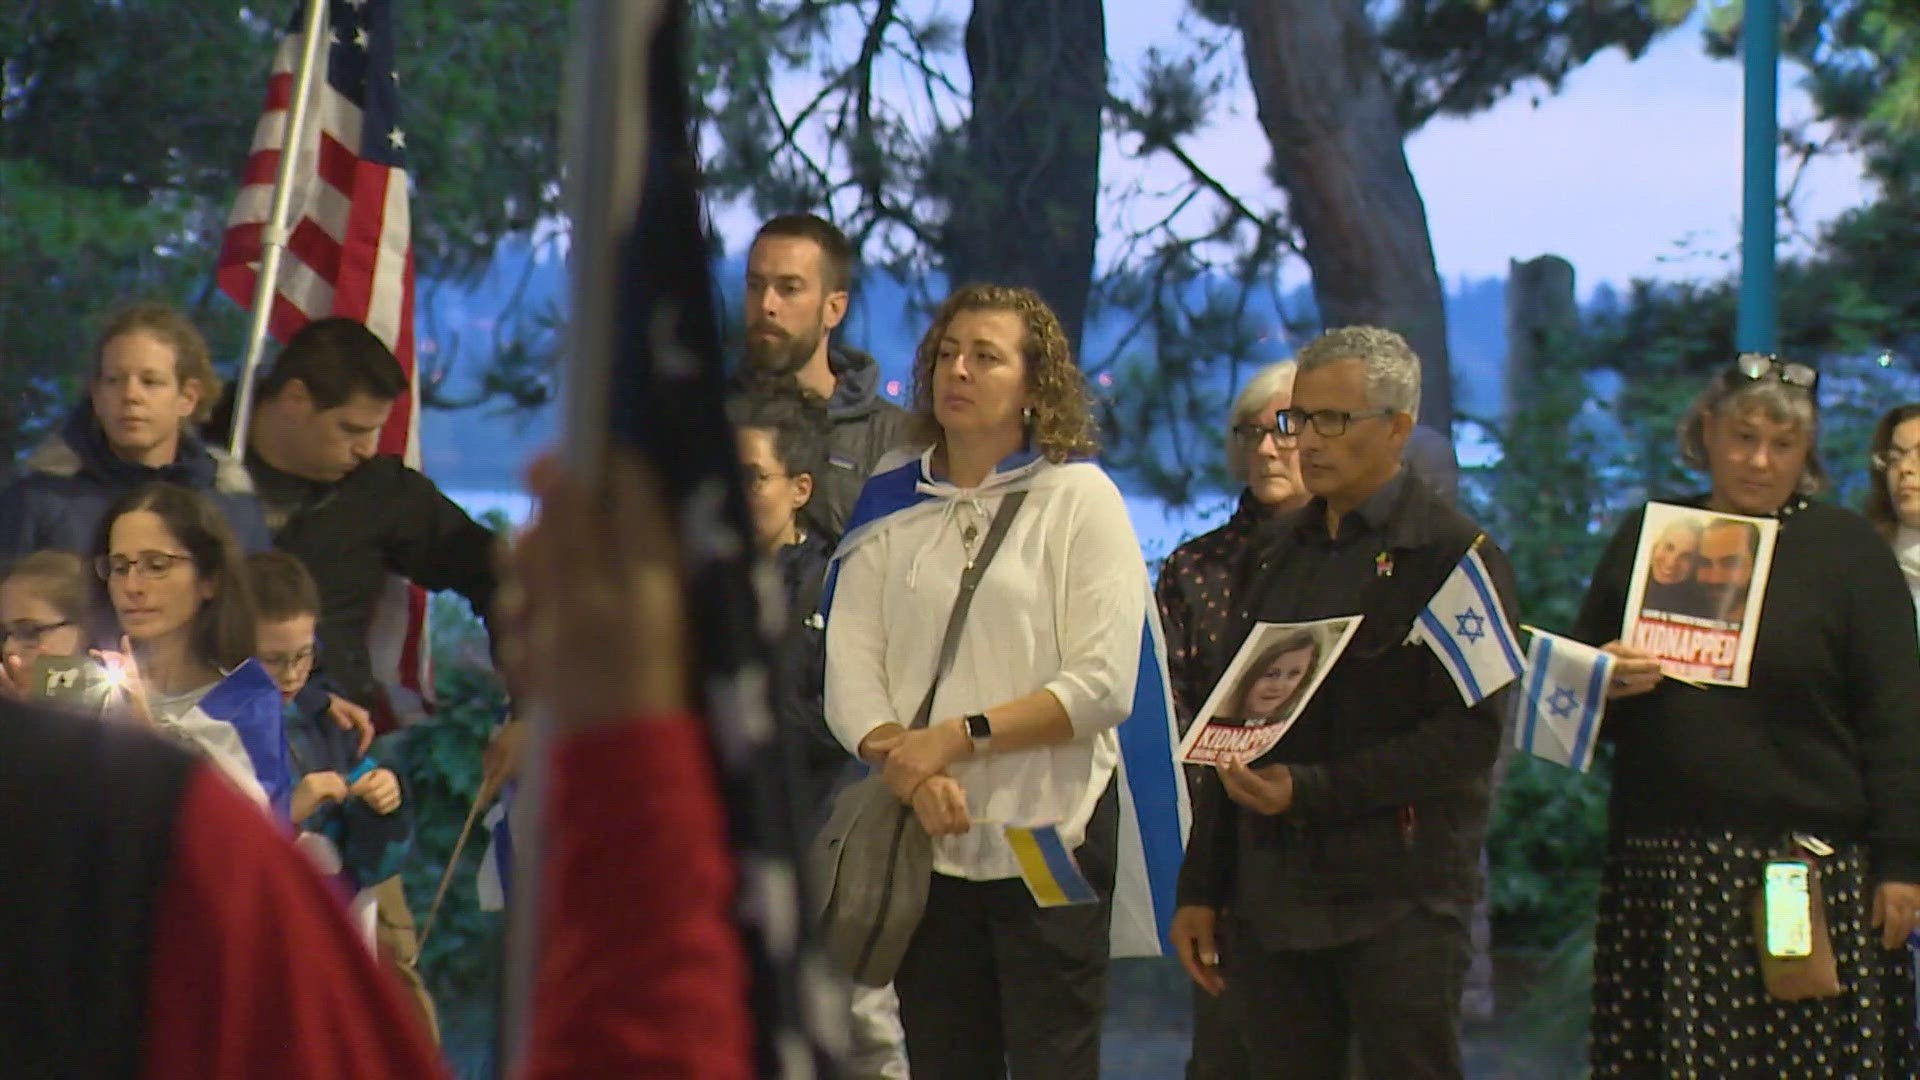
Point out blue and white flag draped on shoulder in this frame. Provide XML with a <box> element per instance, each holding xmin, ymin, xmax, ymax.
<box><xmin>1408</xmin><ymin>541</ymin><xmax>1524</xmax><ymax>707</ymax></box>
<box><xmin>172</xmin><ymin>659</ymin><xmax>289</xmax><ymax>813</ymax></box>
<box><xmin>1515</xmin><ymin>629</ymin><xmax>1613</xmax><ymax>773</ymax></box>
<box><xmin>821</xmin><ymin>448</ymin><xmax>1192</xmax><ymax>957</ymax></box>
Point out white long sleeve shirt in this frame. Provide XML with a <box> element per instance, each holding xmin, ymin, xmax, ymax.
<box><xmin>825</xmin><ymin>454</ymin><xmax>1149</xmax><ymax>881</ymax></box>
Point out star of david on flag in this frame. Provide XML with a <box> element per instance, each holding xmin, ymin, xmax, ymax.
<box><xmin>1408</xmin><ymin>541</ymin><xmax>1523</xmax><ymax>706</ymax></box>
<box><xmin>1514</xmin><ymin>629</ymin><xmax>1614</xmax><ymax>773</ymax></box>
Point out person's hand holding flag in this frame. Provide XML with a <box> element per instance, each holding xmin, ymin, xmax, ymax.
<box><xmin>1599</xmin><ymin>641</ymin><xmax>1664</xmax><ymax>698</ymax></box>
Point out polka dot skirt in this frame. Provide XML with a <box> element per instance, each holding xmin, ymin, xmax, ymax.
<box><xmin>1591</xmin><ymin>831</ymin><xmax>1918</xmax><ymax>1078</ymax></box>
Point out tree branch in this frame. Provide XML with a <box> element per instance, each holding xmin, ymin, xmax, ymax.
<box><xmin>1106</xmin><ymin>91</ymin><xmax>1293</xmax><ymax>252</ymax></box>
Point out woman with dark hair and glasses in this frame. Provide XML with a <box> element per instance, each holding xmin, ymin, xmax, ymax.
<box><xmin>1865</xmin><ymin>403</ymin><xmax>1920</xmax><ymax>635</ymax></box>
<box><xmin>1573</xmin><ymin>355</ymin><xmax>1920</xmax><ymax>1076</ymax></box>
<box><xmin>91</xmin><ymin>483</ymin><xmax>286</xmax><ymax>807</ymax></box>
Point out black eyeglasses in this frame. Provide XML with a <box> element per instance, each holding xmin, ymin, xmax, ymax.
<box><xmin>1231</xmin><ymin>422</ymin><xmax>1297</xmax><ymax>449</ymax></box>
<box><xmin>1</xmin><ymin>619</ymin><xmax>72</xmax><ymax>648</ymax></box>
<box><xmin>1276</xmin><ymin>407</ymin><xmax>1397</xmax><ymax>438</ymax></box>
<box><xmin>1726</xmin><ymin>353</ymin><xmax>1818</xmax><ymax>393</ymax></box>
<box><xmin>96</xmin><ymin>551</ymin><xmax>195</xmax><ymax>582</ymax></box>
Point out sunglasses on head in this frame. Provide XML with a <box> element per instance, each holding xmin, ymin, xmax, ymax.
<box><xmin>1726</xmin><ymin>353</ymin><xmax>1818</xmax><ymax>393</ymax></box>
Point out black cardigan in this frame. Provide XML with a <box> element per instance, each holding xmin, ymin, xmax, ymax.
<box><xmin>0</xmin><ymin>700</ymin><xmax>196</xmax><ymax>1078</ymax></box>
<box><xmin>1573</xmin><ymin>497</ymin><xmax>1920</xmax><ymax>881</ymax></box>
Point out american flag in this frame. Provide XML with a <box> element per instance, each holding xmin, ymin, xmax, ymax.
<box><xmin>217</xmin><ymin>0</ymin><xmax>431</xmax><ymax>726</ymax></box>
<box><xmin>542</xmin><ymin>1</ymin><xmax>844</xmax><ymax>1072</ymax></box>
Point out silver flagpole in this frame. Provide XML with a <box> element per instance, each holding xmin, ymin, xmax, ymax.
<box><xmin>228</xmin><ymin>0</ymin><xmax>331</xmax><ymax>460</ymax></box>
<box><xmin>498</xmin><ymin>0</ymin><xmax>665</xmax><ymax>1069</ymax></box>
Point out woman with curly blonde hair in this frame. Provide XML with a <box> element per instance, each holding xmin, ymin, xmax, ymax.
<box><xmin>824</xmin><ymin>284</ymin><xmax>1186</xmax><ymax>1078</ymax></box>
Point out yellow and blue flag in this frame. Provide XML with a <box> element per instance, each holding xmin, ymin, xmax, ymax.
<box><xmin>1004</xmin><ymin>823</ymin><xmax>1100</xmax><ymax>908</ymax></box>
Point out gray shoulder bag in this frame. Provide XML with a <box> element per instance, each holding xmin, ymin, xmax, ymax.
<box><xmin>809</xmin><ymin>489</ymin><xmax>1028</xmax><ymax>987</ymax></box>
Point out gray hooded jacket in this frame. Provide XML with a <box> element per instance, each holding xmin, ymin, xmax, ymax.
<box><xmin>805</xmin><ymin>346</ymin><xmax>912</xmax><ymax>541</ymax></box>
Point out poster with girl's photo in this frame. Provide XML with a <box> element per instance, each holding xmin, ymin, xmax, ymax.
<box><xmin>1176</xmin><ymin>616</ymin><xmax>1363</xmax><ymax>767</ymax></box>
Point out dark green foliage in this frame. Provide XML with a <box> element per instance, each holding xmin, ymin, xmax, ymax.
<box><xmin>1</xmin><ymin>0</ymin><xmax>567</xmax><ymax>465</ymax></box>
<box><xmin>390</xmin><ymin>594</ymin><xmax>509</xmax><ymax>1053</ymax></box>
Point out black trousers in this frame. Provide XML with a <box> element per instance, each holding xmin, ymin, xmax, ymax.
<box><xmin>1221</xmin><ymin>907</ymin><xmax>1469</xmax><ymax>1080</ymax></box>
<box><xmin>893</xmin><ymin>780</ymin><xmax>1118</xmax><ymax>1080</ymax></box>
<box><xmin>1187</xmin><ymin>978</ymin><xmax>1249</xmax><ymax>1079</ymax></box>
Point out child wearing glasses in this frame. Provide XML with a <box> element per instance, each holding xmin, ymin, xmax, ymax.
<box><xmin>244</xmin><ymin>550</ymin><xmax>435</xmax><ymax>1043</ymax></box>
<box><xmin>0</xmin><ymin>551</ymin><xmax>92</xmax><ymax>697</ymax></box>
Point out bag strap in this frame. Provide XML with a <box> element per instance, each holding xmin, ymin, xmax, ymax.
<box><xmin>909</xmin><ymin>489</ymin><xmax>1029</xmax><ymax>731</ymax></box>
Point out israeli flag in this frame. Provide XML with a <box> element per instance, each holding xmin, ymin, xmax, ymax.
<box><xmin>477</xmin><ymin>781</ymin><xmax>515</xmax><ymax>912</ymax></box>
<box><xmin>1409</xmin><ymin>544</ymin><xmax>1523</xmax><ymax>706</ymax></box>
<box><xmin>1515</xmin><ymin>631</ymin><xmax>1613</xmax><ymax>773</ymax></box>
<box><xmin>197</xmin><ymin>660</ymin><xmax>292</xmax><ymax>814</ymax></box>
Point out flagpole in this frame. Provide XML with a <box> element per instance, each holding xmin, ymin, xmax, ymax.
<box><xmin>498</xmin><ymin>0</ymin><xmax>665</xmax><ymax>1069</ymax></box>
<box><xmin>228</xmin><ymin>0</ymin><xmax>331</xmax><ymax>460</ymax></box>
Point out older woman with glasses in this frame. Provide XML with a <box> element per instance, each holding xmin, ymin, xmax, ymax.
<box><xmin>1154</xmin><ymin>360</ymin><xmax>1309</xmax><ymax>1078</ymax></box>
<box><xmin>1573</xmin><ymin>354</ymin><xmax>1920</xmax><ymax>1076</ymax></box>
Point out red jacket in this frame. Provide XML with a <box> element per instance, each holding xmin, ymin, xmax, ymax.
<box><xmin>141</xmin><ymin>715</ymin><xmax>751</xmax><ymax>1078</ymax></box>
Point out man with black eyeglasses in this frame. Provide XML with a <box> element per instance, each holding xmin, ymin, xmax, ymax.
<box><xmin>1171</xmin><ymin>326</ymin><xmax>1519</xmax><ymax>1080</ymax></box>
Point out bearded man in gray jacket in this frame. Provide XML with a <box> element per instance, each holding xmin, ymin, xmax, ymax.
<box><xmin>738</xmin><ymin>213</ymin><xmax>910</xmax><ymax>542</ymax></box>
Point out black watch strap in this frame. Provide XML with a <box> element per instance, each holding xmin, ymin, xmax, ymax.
<box><xmin>964</xmin><ymin>712</ymin><xmax>992</xmax><ymax>749</ymax></box>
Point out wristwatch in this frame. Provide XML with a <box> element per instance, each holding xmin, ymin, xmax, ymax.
<box><xmin>963</xmin><ymin>712</ymin><xmax>992</xmax><ymax>756</ymax></box>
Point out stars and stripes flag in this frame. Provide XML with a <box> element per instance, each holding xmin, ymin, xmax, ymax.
<box><xmin>217</xmin><ymin>0</ymin><xmax>431</xmax><ymax>726</ymax></box>
<box><xmin>506</xmin><ymin>1</ymin><xmax>840</xmax><ymax>1074</ymax></box>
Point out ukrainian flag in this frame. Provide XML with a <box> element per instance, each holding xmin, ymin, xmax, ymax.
<box><xmin>1004</xmin><ymin>824</ymin><xmax>1099</xmax><ymax>907</ymax></box>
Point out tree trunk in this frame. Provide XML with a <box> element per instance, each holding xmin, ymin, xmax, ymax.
<box><xmin>1235</xmin><ymin>0</ymin><xmax>1456</xmax><ymax>439</ymax></box>
<box><xmin>941</xmin><ymin>0</ymin><xmax>1106</xmax><ymax>357</ymax></box>
<box><xmin>1505</xmin><ymin>255</ymin><xmax>1578</xmax><ymax>419</ymax></box>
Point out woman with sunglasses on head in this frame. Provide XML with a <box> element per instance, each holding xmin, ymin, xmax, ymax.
<box><xmin>92</xmin><ymin>483</ymin><xmax>287</xmax><ymax>808</ymax></box>
<box><xmin>1865</xmin><ymin>403</ymin><xmax>1920</xmax><ymax>636</ymax></box>
<box><xmin>1572</xmin><ymin>355</ymin><xmax>1920</xmax><ymax>1076</ymax></box>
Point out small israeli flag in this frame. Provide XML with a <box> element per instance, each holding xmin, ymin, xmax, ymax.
<box><xmin>477</xmin><ymin>784</ymin><xmax>515</xmax><ymax>912</ymax></box>
<box><xmin>1409</xmin><ymin>543</ymin><xmax>1524</xmax><ymax>706</ymax></box>
<box><xmin>1515</xmin><ymin>630</ymin><xmax>1614</xmax><ymax>772</ymax></box>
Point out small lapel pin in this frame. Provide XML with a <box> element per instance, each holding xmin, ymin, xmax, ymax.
<box><xmin>1375</xmin><ymin>551</ymin><xmax>1394</xmax><ymax>578</ymax></box>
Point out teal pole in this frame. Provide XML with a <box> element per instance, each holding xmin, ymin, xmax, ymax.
<box><xmin>1737</xmin><ymin>0</ymin><xmax>1779</xmax><ymax>353</ymax></box>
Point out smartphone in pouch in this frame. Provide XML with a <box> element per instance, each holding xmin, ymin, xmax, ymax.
<box><xmin>1764</xmin><ymin>860</ymin><xmax>1815</xmax><ymax>959</ymax></box>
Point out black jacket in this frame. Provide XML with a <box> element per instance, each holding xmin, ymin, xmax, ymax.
<box><xmin>808</xmin><ymin>346</ymin><xmax>912</xmax><ymax>541</ymax></box>
<box><xmin>1573</xmin><ymin>498</ymin><xmax>1920</xmax><ymax>880</ymax></box>
<box><xmin>1156</xmin><ymin>489</ymin><xmax>1278</xmax><ymax>795</ymax></box>
<box><xmin>0</xmin><ymin>697</ymin><xmax>196</xmax><ymax>1078</ymax></box>
<box><xmin>1178</xmin><ymin>471</ymin><xmax>1517</xmax><ymax>912</ymax></box>
<box><xmin>771</xmin><ymin>532</ymin><xmax>852</xmax><ymax>823</ymax></box>
<box><xmin>246</xmin><ymin>452</ymin><xmax>498</xmax><ymax>713</ymax></box>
